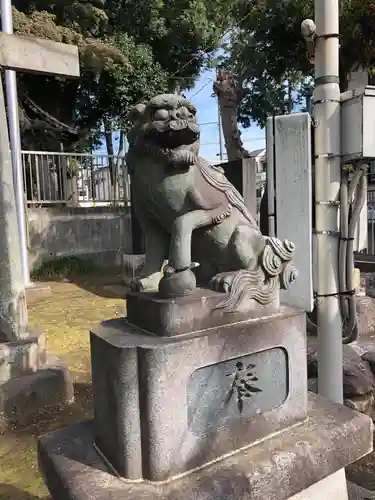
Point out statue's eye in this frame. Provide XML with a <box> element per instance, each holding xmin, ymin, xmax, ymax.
<box><xmin>153</xmin><ymin>109</ymin><xmax>169</xmax><ymax>121</ymax></box>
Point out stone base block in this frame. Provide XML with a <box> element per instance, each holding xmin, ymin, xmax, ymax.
<box><xmin>0</xmin><ymin>330</ymin><xmax>46</xmax><ymax>383</ymax></box>
<box><xmin>37</xmin><ymin>393</ymin><xmax>373</xmax><ymax>500</ymax></box>
<box><xmin>0</xmin><ymin>353</ymin><xmax>74</xmax><ymax>431</ymax></box>
<box><xmin>126</xmin><ymin>288</ymin><xmax>279</xmax><ymax>337</ymax></box>
<box><xmin>91</xmin><ymin>308</ymin><xmax>307</xmax><ymax>481</ymax></box>
<box><xmin>26</xmin><ymin>282</ymin><xmax>52</xmax><ymax>305</ymax></box>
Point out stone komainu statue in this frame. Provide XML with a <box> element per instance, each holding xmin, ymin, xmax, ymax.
<box><xmin>126</xmin><ymin>94</ymin><xmax>297</xmax><ymax>313</ymax></box>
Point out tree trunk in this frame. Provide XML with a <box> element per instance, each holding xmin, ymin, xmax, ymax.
<box><xmin>104</xmin><ymin>120</ymin><xmax>119</xmax><ymax>203</ymax></box>
<box><xmin>287</xmin><ymin>80</ymin><xmax>293</xmax><ymax>113</ymax></box>
<box><xmin>117</xmin><ymin>129</ymin><xmax>125</xmax><ymax>157</ymax></box>
<box><xmin>213</xmin><ymin>69</ymin><xmax>250</xmax><ymax>161</ymax></box>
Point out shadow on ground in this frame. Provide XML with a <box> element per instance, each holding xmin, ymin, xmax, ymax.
<box><xmin>0</xmin><ymin>383</ymin><xmax>93</xmax><ymax>499</ymax></box>
<box><xmin>10</xmin><ymin>383</ymin><xmax>93</xmax><ymax>437</ymax></box>
<box><xmin>72</xmin><ymin>273</ymin><xmax>129</xmax><ymax>299</ymax></box>
<box><xmin>0</xmin><ymin>483</ymin><xmax>50</xmax><ymax>500</ymax></box>
<box><xmin>30</xmin><ymin>271</ymin><xmax>128</xmax><ymax>300</ymax></box>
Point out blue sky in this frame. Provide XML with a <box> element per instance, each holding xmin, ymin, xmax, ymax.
<box><xmin>184</xmin><ymin>69</ymin><xmax>266</xmax><ymax>161</ymax></box>
<box><xmin>99</xmin><ymin>68</ymin><xmax>266</xmax><ymax>159</ymax></box>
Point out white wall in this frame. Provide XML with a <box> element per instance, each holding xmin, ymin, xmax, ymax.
<box><xmin>347</xmin><ymin>69</ymin><xmax>368</xmax><ymax>90</ymax></box>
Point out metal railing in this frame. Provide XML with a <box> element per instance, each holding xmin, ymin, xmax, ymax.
<box><xmin>22</xmin><ymin>151</ymin><xmax>131</xmax><ymax>206</ymax></box>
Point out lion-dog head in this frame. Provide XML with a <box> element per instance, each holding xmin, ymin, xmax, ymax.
<box><xmin>127</xmin><ymin>94</ymin><xmax>201</xmax><ymax>170</ymax></box>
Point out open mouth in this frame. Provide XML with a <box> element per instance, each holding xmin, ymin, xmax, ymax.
<box><xmin>159</xmin><ymin>129</ymin><xmax>199</xmax><ymax>149</ymax></box>
<box><xmin>146</xmin><ymin>121</ymin><xmax>200</xmax><ymax>150</ymax></box>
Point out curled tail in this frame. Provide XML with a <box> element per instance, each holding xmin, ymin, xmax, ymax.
<box><xmin>215</xmin><ymin>237</ymin><xmax>298</xmax><ymax>313</ymax></box>
<box><xmin>215</xmin><ymin>267</ymin><xmax>279</xmax><ymax>313</ymax></box>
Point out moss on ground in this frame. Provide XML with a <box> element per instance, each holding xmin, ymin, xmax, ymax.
<box><xmin>0</xmin><ymin>279</ymin><xmax>125</xmax><ymax>500</ymax></box>
<box><xmin>31</xmin><ymin>256</ymin><xmax>102</xmax><ymax>281</ymax></box>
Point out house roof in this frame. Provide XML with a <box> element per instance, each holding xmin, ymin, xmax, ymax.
<box><xmin>249</xmin><ymin>148</ymin><xmax>266</xmax><ymax>158</ymax></box>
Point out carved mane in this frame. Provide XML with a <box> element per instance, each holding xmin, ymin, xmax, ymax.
<box><xmin>198</xmin><ymin>159</ymin><xmax>260</xmax><ymax>232</ymax></box>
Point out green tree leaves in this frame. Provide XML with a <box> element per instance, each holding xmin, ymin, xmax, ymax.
<box><xmin>222</xmin><ymin>0</ymin><xmax>375</xmax><ymax>127</ymax></box>
<box><xmin>12</xmin><ymin>0</ymin><xmax>232</xmax><ymax>150</ymax></box>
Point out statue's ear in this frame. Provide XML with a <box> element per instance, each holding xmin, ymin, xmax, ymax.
<box><xmin>127</xmin><ymin>103</ymin><xmax>146</xmax><ymax>124</ymax></box>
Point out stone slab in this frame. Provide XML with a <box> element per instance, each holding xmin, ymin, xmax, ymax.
<box><xmin>26</xmin><ymin>283</ymin><xmax>52</xmax><ymax>305</ymax></box>
<box><xmin>126</xmin><ymin>287</ymin><xmax>279</xmax><ymax>337</ymax></box>
<box><xmin>0</xmin><ymin>353</ymin><xmax>74</xmax><ymax>431</ymax></box>
<box><xmin>0</xmin><ymin>330</ymin><xmax>46</xmax><ymax>383</ymax></box>
<box><xmin>0</xmin><ymin>32</ymin><xmax>80</xmax><ymax>77</ymax></box>
<box><xmin>37</xmin><ymin>393</ymin><xmax>373</xmax><ymax>500</ymax></box>
<box><xmin>273</xmin><ymin>112</ymin><xmax>314</xmax><ymax>313</ymax></box>
<box><xmin>90</xmin><ymin>308</ymin><xmax>307</xmax><ymax>481</ymax></box>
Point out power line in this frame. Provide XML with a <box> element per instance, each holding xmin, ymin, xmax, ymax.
<box><xmin>198</xmin><ymin>121</ymin><xmax>219</xmax><ymax>126</ymax></box>
<box><xmin>243</xmin><ymin>137</ymin><xmax>266</xmax><ymax>141</ymax></box>
<box><xmin>200</xmin><ymin>138</ymin><xmax>265</xmax><ymax>146</ymax></box>
<box><xmin>169</xmin><ymin>10</ymin><xmax>252</xmax><ymax>81</ymax></box>
<box><xmin>189</xmin><ymin>79</ymin><xmax>213</xmax><ymax>99</ymax></box>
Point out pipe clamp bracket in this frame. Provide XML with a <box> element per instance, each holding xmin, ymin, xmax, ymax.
<box><xmin>314</xmin><ymin>230</ymin><xmax>340</xmax><ymax>236</ymax></box>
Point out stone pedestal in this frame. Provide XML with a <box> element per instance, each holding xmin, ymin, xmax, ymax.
<box><xmin>37</xmin><ymin>289</ymin><xmax>373</xmax><ymax>499</ymax></box>
<box><xmin>0</xmin><ymin>330</ymin><xmax>74</xmax><ymax>430</ymax></box>
<box><xmin>38</xmin><ymin>394</ymin><xmax>372</xmax><ymax>500</ymax></box>
<box><xmin>126</xmin><ymin>288</ymin><xmax>279</xmax><ymax>337</ymax></box>
<box><xmin>91</xmin><ymin>303</ymin><xmax>306</xmax><ymax>481</ymax></box>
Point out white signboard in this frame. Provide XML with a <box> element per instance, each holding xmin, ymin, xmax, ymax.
<box><xmin>269</xmin><ymin>113</ymin><xmax>314</xmax><ymax>312</ymax></box>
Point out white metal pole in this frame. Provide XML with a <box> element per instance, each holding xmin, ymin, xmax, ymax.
<box><xmin>217</xmin><ymin>101</ymin><xmax>224</xmax><ymax>161</ymax></box>
<box><xmin>215</xmin><ymin>68</ymin><xmax>224</xmax><ymax>162</ymax></box>
<box><xmin>1</xmin><ymin>0</ymin><xmax>31</xmax><ymax>287</ymax></box>
<box><xmin>314</xmin><ymin>0</ymin><xmax>343</xmax><ymax>402</ymax></box>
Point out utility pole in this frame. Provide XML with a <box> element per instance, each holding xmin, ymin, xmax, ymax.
<box><xmin>217</xmin><ymin>99</ymin><xmax>224</xmax><ymax>161</ymax></box>
<box><xmin>1</xmin><ymin>0</ymin><xmax>31</xmax><ymax>287</ymax></box>
<box><xmin>303</xmin><ymin>0</ymin><xmax>343</xmax><ymax>403</ymax></box>
<box><xmin>301</xmin><ymin>7</ymin><xmax>348</xmax><ymax>496</ymax></box>
<box><xmin>215</xmin><ymin>68</ymin><xmax>224</xmax><ymax>161</ymax></box>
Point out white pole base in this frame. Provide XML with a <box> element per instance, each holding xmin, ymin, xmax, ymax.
<box><xmin>288</xmin><ymin>469</ymin><xmax>348</xmax><ymax>500</ymax></box>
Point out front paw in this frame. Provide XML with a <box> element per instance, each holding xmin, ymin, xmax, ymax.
<box><xmin>130</xmin><ymin>273</ymin><xmax>161</xmax><ymax>293</ymax></box>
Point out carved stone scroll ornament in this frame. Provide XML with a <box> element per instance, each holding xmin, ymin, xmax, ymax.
<box><xmin>126</xmin><ymin>93</ymin><xmax>297</xmax><ymax>313</ymax></box>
